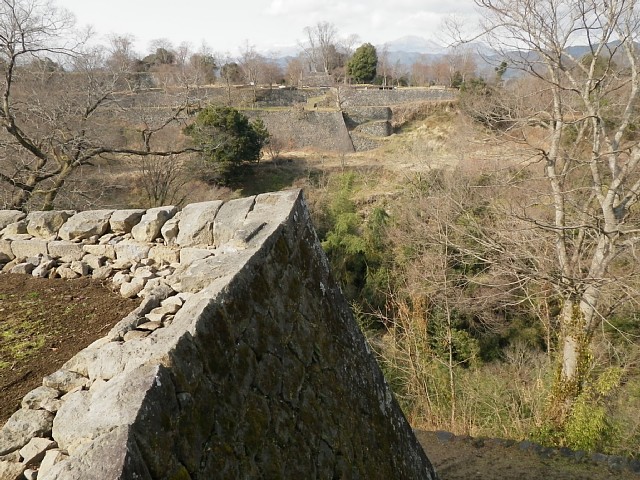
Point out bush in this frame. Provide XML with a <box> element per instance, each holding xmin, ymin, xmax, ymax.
<box><xmin>185</xmin><ymin>106</ymin><xmax>269</xmax><ymax>184</ymax></box>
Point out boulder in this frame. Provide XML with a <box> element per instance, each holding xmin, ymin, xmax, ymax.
<box><xmin>82</xmin><ymin>254</ymin><xmax>104</xmax><ymax>270</ymax></box>
<box><xmin>26</xmin><ymin>211</ymin><xmax>74</xmax><ymax>240</ymax></box>
<box><xmin>42</xmin><ymin>370</ymin><xmax>89</xmax><ymax>393</ymax></box>
<box><xmin>21</xmin><ymin>386</ymin><xmax>61</xmax><ymax>411</ymax></box>
<box><xmin>109</xmin><ymin>209</ymin><xmax>145</xmax><ymax>234</ymax></box>
<box><xmin>19</xmin><ymin>437</ymin><xmax>57</xmax><ymax>465</ymax></box>
<box><xmin>2</xmin><ymin>258</ymin><xmax>21</xmax><ymax>272</ymax></box>
<box><xmin>114</xmin><ymin>241</ymin><xmax>151</xmax><ymax>263</ymax></box>
<box><xmin>132</xmin><ymin>266</ymin><xmax>156</xmax><ymax>281</ymax></box>
<box><xmin>111</xmin><ymin>271</ymin><xmax>131</xmax><ymax>286</ymax></box>
<box><xmin>10</xmin><ymin>262</ymin><xmax>36</xmax><ymax>275</ymax></box>
<box><xmin>70</xmin><ymin>260</ymin><xmax>90</xmax><ymax>276</ymax></box>
<box><xmin>10</xmin><ymin>239</ymin><xmax>48</xmax><ymax>258</ymax></box>
<box><xmin>38</xmin><ymin>449</ymin><xmax>68</xmax><ymax>474</ymax></box>
<box><xmin>0</xmin><ymin>220</ymin><xmax>27</xmax><ymax>237</ymax></box>
<box><xmin>24</xmin><ymin>468</ymin><xmax>37</xmax><ymax>480</ymax></box>
<box><xmin>123</xmin><ymin>330</ymin><xmax>150</xmax><ymax>341</ymax></box>
<box><xmin>210</xmin><ymin>196</ymin><xmax>256</xmax><ymax>247</ymax></box>
<box><xmin>178</xmin><ymin>247</ymin><xmax>214</xmax><ymax>265</ymax></box>
<box><xmin>0</xmin><ymin>239</ymin><xmax>14</xmax><ymax>262</ymax></box>
<box><xmin>131</xmin><ymin>206</ymin><xmax>177</xmax><ymax>243</ymax></box>
<box><xmin>48</xmin><ymin>240</ymin><xmax>85</xmax><ymax>262</ymax></box>
<box><xmin>38</xmin><ymin>426</ymin><xmax>150</xmax><ymax>480</ymax></box>
<box><xmin>138</xmin><ymin>279</ymin><xmax>174</xmax><ymax>300</ymax></box>
<box><xmin>32</xmin><ymin>259</ymin><xmax>57</xmax><ymax>278</ymax></box>
<box><xmin>0</xmin><ymin>210</ymin><xmax>25</xmax><ymax>231</ymax></box>
<box><xmin>91</xmin><ymin>265</ymin><xmax>113</xmax><ymax>281</ymax></box>
<box><xmin>55</xmin><ymin>266</ymin><xmax>80</xmax><ymax>280</ymax></box>
<box><xmin>0</xmin><ymin>409</ymin><xmax>54</xmax><ymax>456</ymax></box>
<box><xmin>175</xmin><ymin>200</ymin><xmax>223</xmax><ymax>247</ymax></box>
<box><xmin>51</xmin><ymin>364</ymin><xmax>170</xmax><ymax>454</ymax></box>
<box><xmin>120</xmin><ymin>277</ymin><xmax>146</xmax><ymax>298</ymax></box>
<box><xmin>160</xmin><ymin>213</ymin><xmax>180</xmax><ymax>245</ymax></box>
<box><xmin>83</xmin><ymin>244</ymin><xmax>116</xmax><ymax>260</ymax></box>
<box><xmin>0</xmin><ymin>460</ymin><xmax>25</xmax><ymax>480</ymax></box>
<box><xmin>149</xmin><ymin>245</ymin><xmax>180</xmax><ymax>265</ymax></box>
<box><xmin>58</xmin><ymin>210</ymin><xmax>113</xmax><ymax>241</ymax></box>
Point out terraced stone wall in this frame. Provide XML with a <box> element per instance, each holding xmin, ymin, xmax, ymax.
<box><xmin>0</xmin><ymin>191</ymin><xmax>438</xmax><ymax>480</ymax></box>
<box><xmin>339</xmin><ymin>86</ymin><xmax>457</xmax><ymax>107</ymax></box>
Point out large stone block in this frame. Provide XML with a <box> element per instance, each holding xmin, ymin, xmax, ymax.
<box><xmin>1</xmin><ymin>220</ymin><xmax>28</xmax><ymax>239</ymax></box>
<box><xmin>0</xmin><ymin>409</ymin><xmax>54</xmax><ymax>456</ymax></box>
<box><xmin>58</xmin><ymin>210</ymin><xmax>113</xmax><ymax>241</ymax></box>
<box><xmin>0</xmin><ymin>239</ymin><xmax>14</xmax><ymax>262</ymax></box>
<box><xmin>175</xmin><ymin>201</ymin><xmax>223</xmax><ymax>247</ymax></box>
<box><xmin>0</xmin><ymin>210</ymin><xmax>25</xmax><ymax>231</ymax></box>
<box><xmin>209</xmin><ymin>196</ymin><xmax>255</xmax><ymax>248</ymax></box>
<box><xmin>10</xmin><ymin>239</ymin><xmax>49</xmax><ymax>258</ymax></box>
<box><xmin>131</xmin><ymin>206</ymin><xmax>177</xmax><ymax>243</ymax></box>
<box><xmin>109</xmin><ymin>209</ymin><xmax>146</xmax><ymax>234</ymax></box>
<box><xmin>148</xmin><ymin>245</ymin><xmax>180</xmax><ymax>265</ymax></box>
<box><xmin>48</xmin><ymin>241</ymin><xmax>85</xmax><ymax>262</ymax></box>
<box><xmin>83</xmin><ymin>244</ymin><xmax>116</xmax><ymax>260</ymax></box>
<box><xmin>26</xmin><ymin>211</ymin><xmax>74</xmax><ymax>240</ymax></box>
<box><xmin>114</xmin><ymin>241</ymin><xmax>151</xmax><ymax>262</ymax></box>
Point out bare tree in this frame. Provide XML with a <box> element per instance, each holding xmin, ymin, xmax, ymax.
<box><xmin>469</xmin><ymin>0</ymin><xmax>640</xmax><ymax>419</ymax></box>
<box><xmin>378</xmin><ymin>45</ymin><xmax>390</xmax><ymax>86</ymax></box>
<box><xmin>301</xmin><ymin>21</ymin><xmax>338</xmax><ymax>74</ymax></box>
<box><xmin>0</xmin><ymin>0</ymin><xmax>198</xmax><ymax>211</ymax></box>
<box><xmin>285</xmin><ymin>55</ymin><xmax>304</xmax><ymax>87</ymax></box>
<box><xmin>135</xmin><ymin>154</ymin><xmax>189</xmax><ymax>207</ymax></box>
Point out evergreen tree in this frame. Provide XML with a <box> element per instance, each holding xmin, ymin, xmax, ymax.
<box><xmin>185</xmin><ymin>106</ymin><xmax>269</xmax><ymax>184</ymax></box>
<box><xmin>347</xmin><ymin>43</ymin><xmax>377</xmax><ymax>83</ymax></box>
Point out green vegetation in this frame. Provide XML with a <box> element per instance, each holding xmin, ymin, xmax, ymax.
<box><xmin>0</xmin><ymin>292</ymin><xmax>59</xmax><ymax>369</ymax></box>
<box><xmin>185</xmin><ymin>106</ymin><xmax>270</xmax><ymax>185</ymax></box>
<box><xmin>347</xmin><ymin>43</ymin><xmax>378</xmax><ymax>83</ymax></box>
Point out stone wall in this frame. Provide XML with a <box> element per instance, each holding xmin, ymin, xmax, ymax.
<box><xmin>245</xmin><ymin>110</ymin><xmax>355</xmax><ymax>153</ymax></box>
<box><xmin>343</xmin><ymin>106</ymin><xmax>392</xmax><ymax>129</ymax></box>
<box><xmin>0</xmin><ymin>191</ymin><xmax>438</xmax><ymax>480</ymax></box>
<box><xmin>339</xmin><ymin>86</ymin><xmax>458</xmax><ymax>107</ymax></box>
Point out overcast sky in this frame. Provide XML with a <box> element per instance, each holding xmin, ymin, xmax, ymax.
<box><xmin>56</xmin><ymin>0</ymin><xmax>479</xmax><ymax>56</ymax></box>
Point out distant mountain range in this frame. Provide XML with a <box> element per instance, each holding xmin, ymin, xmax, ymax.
<box><xmin>269</xmin><ymin>35</ymin><xmax>495</xmax><ymax>61</ymax></box>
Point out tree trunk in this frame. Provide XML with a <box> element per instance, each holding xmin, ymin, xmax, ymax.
<box><xmin>40</xmin><ymin>166</ymin><xmax>72</xmax><ymax>211</ymax></box>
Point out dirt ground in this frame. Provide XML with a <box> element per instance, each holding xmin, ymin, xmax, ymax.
<box><xmin>0</xmin><ymin>272</ymin><xmax>638</xmax><ymax>478</ymax></box>
<box><xmin>0</xmin><ymin>273</ymin><xmax>139</xmax><ymax>423</ymax></box>
<box><xmin>417</xmin><ymin>431</ymin><xmax>639</xmax><ymax>480</ymax></box>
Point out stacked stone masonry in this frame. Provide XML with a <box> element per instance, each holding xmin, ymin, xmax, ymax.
<box><xmin>0</xmin><ymin>191</ymin><xmax>438</xmax><ymax>480</ymax></box>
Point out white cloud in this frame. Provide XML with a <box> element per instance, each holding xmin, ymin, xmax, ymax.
<box><xmin>56</xmin><ymin>0</ymin><xmax>479</xmax><ymax>56</ymax></box>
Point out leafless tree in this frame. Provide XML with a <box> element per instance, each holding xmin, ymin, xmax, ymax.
<box><xmin>285</xmin><ymin>56</ymin><xmax>304</xmax><ymax>87</ymax></box>
<box><xmin>134</xmin><ymin>154</ymin><xmax>189</xmax><ymax>207</ymax></box>
<box><xmin>0</xmin><ymin>0</ymin><xmax>198</xmax><ymax>211</ymax></box>
<box><xmin>468</xmin><ymin>0</ymin><xmax>640</xmax><ymax>419</ymax></box>
<box><xmin>301</xmin><ymin>21</ymin><xmax>338</xmax><ymax>74</ymax></box>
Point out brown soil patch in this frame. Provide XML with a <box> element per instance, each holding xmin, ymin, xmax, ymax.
<box><xmin>0</xmin><ymin>273</ymin><xmax>139</xmax><ymax>423</ymax></box>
